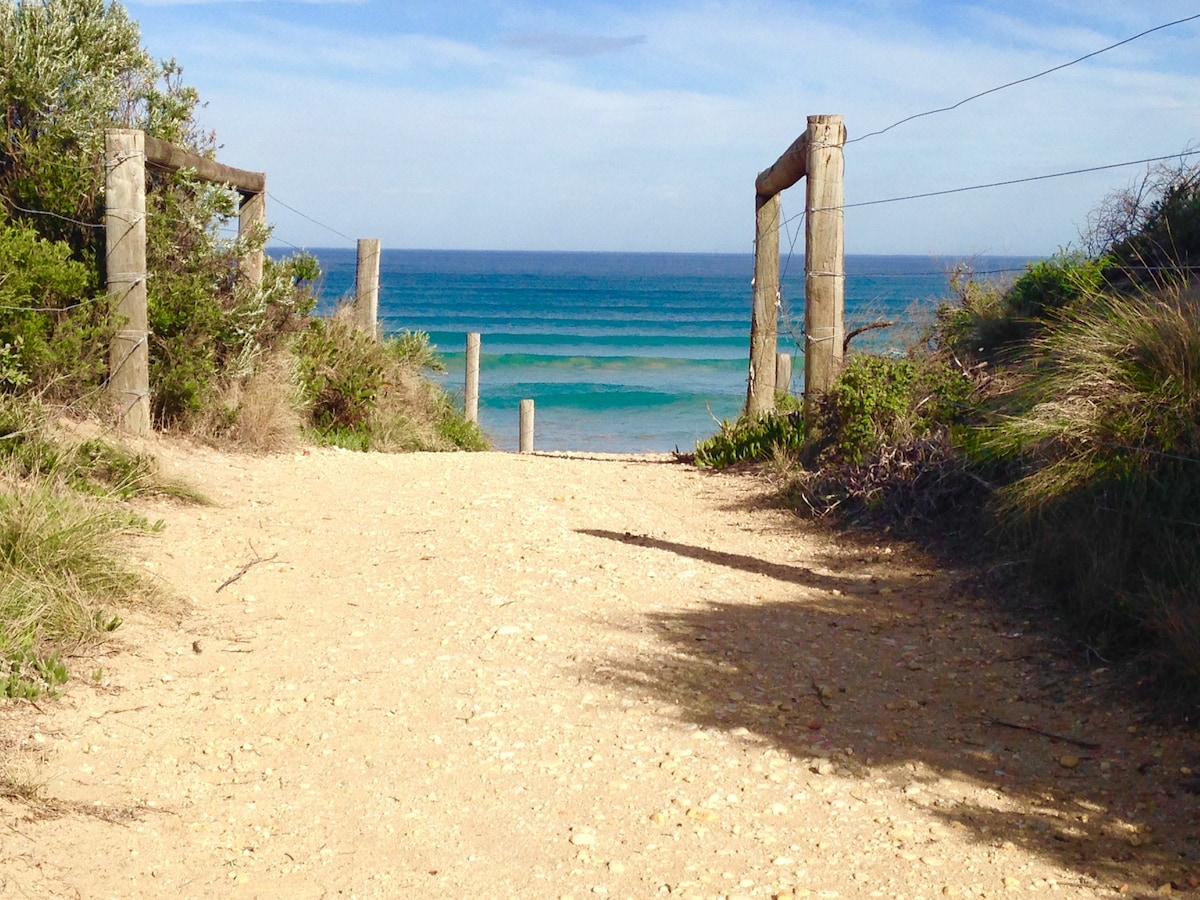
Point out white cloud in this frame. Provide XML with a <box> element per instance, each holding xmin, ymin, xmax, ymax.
<box><xmin>127</xmin><ymin>0</ymin><xmax>1200</xmax><ymax>253</ymax></box>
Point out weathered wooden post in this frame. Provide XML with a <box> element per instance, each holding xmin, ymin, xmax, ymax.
<box><xmin>465</xmin><ymin>333</ymin><xmax>481</xmax><ymax>424</ymax></box>
<box><xmin>519</xmin><ymin>399</ymin><xmax>535</xmax><ymax>453</ymax></box>
<box><xmin>775</xmin><ymin>352</ymin><xmax>793</xmax><ymax>396</ymax></box>
<box><xmin>104</xmin><ymin>129</ymin><xmax>151</xmax><ymax>435</ymax></box>
<box><xmin>746</xmin><ymin>193</ymin><xmax>781</xmax><ymax>417</ymax></box>
<box><xmin>238</xmin><ymin>187</ymin><xmax>266</xmax><ymax>286</ymax></box>
<box><xmin>803</xmin><ymin>114</ymin><xmax>846</xmax><ymax>408</ymax></box>
<box><xmin>748</xmin><ymin>132</ymin><xmax>809</xmax><ymax>418</ymax></box>
<box><xmin>356</xmin><ymin>238</ymin><xmax>382</xmax><ymax>336</ymax></box>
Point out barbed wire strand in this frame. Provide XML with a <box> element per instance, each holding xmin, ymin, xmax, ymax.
<box><xmin>850</xmin><ymin>11</ymin><xmax>1200</xmax><ymax>145</ymax></box>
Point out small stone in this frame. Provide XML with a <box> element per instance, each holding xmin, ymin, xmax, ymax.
<box><xmin>1004</xmin><ymin>876</ymin><xmax>1021</xmax><ymax>890</ymax></box>
<box><xmin>608</xmin><ymin>862</ymin><xmax>625</xmax><ymax>874</ymax></box>
<box><xmin>772</xmin><ymin>856</ymin><xmax>794</xmax><ymax>866</ymax></box>
<box><xmin>570</xmin><ymin>832</ymin><xmax>597</xmax><ymax>847</ymax></box>
<box><xmin>685</xmin><ymin>808</ymin><xmax>719</xmax><ymax>823</ymax></box>
<box><xmin>648</xmin><ymin>811</ymin><xmax>666</xmax><ymax>826</ymax></box>
<box><xmin>1059</xmin><ymin>755</ymin><xmax>1080</xmax><ymax>769</ymax></box>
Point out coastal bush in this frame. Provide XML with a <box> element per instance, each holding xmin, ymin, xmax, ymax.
<box><xmin>978</xmin><ymin>289</ymin><xmax>1200</xmax><ymax>655</ymax></box>
<box><xmin>776</xmin><ymin>163</ymin><xmax>1200</xmax><ymax>698</ymax></box>
<box><xmin>293</xmin><ymin>312</ymin><xmax>486</xmax><ymax>452</ymax></box>
<box><xmin>934</xmin><ymin>254</ymin><xmax>1107</xmax><ymax>360</ymax></box>
<box><xmin>145</xmin><ymin>168</ymin><xmax>320</xmax><ymax>431</ymax></box>
<box><xmin>0</xmin><ymin>216</ymin><xmax>113</xmax><ymax>399</ymax></box>
<box><xmin>694</xmin><ymin>411</ymin><xmax>805</xmax><ymax>469</ymax></box>
<box><xmin>1089</xmin><ymin>156</ymin><xmax>1200</xmax><ymax>279</ymax></box>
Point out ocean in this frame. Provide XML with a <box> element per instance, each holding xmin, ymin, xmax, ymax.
<box><xmin>298</xmin><ymin>249</ymin><xmax>1032</xmax><ymax>453</ymax></box>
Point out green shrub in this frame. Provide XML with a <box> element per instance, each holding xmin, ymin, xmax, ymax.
<box><xmin>934</xmin><ymin>254</ymin><xmax>1107</xmax><ymax>359</ymax></box>
<box><xmin>815</xmin><ymin>354</ymin><xmax>974</xmax><ymax>465</ymax></box>
<box><xmin>145</xmin><ymin>170</ymin><xmax>317</xmax><ymax>428</ymax></box>
<box><xmin>695</xmin><ymin>412</ymin><xmax>805</xmax><ymax>468</ymax></box>
<box><xmin>293</xmin><ymin>314</ymin><xmax>487</xmax><ymax>452</ymax></box>
<box><xmin>0</xmin><ymin>217</ymin><xmax>113</xmax><ymax>397</ymax></box>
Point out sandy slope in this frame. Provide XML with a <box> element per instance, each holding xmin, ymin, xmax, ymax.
<box><xmin>1</xmin><ymin>443</ymin><xmax>1197</xmax><ymax>899</ymax></box>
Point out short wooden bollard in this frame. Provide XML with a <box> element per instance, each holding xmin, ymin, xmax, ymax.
<box><xmin>776</xmin><ymin>352</ymin><xmax>793</xmax><ymax>396</ymax></box>
<box><xmin>519</xmin><ymin>399</ymin><xmax>535</xmax><ymax>453</ymax></box>
<box><xmin>465</xmin><ymin>333</ymin><xmax>481</xmax><ymax>424</ymax></box>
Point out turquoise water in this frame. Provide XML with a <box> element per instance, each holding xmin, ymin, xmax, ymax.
<box><xmin>297</xmin><ymin>249</ymin><xmax>1032</xmax><ymax>453</ymax></box>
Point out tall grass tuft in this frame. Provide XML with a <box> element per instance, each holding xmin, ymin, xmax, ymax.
<box><xmin>0</xmin><ymin>484</ymin><xmax>155</xmax><ymax>694</ymax></box>
<box><xmin>981</xmin><ymin>287</ymin><xmax>1200</xmax><ymax>657</ymax></box>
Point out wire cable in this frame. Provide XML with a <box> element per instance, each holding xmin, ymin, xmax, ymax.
<box><xmin>850</xmin><ymin>11</ymin><xmax>1200</xmax><ymax>145</ymax></box>
<box><xmin>842</xmin><ymin>149</ymin><xmax>1200</xmax><ymax>211</ymax></box>
<box><xmin>267</xmin><ymin>192</ymin><xmax>355</xmax><ymax>243</ymax></box>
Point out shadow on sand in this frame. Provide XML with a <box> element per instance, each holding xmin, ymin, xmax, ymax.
<box><xmin>578</xmin><ymin>526</ymin><xmax>1200</xmax><ymax>895</ymax></box>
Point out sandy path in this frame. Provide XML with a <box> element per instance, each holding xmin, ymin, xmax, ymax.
<box><xmin>1</xmin><ymin>445</ymin><xmax>1197</xmax><ymax>899</ymax></box>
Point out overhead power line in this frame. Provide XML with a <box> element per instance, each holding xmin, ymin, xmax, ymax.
<box><xmin>850</xmin><ymin>11</ymin><xmax>1200</xmax><ymax>145</ymax></box>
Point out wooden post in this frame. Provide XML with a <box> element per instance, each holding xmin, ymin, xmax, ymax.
<box><xmin>748</xmin><ymin>132</ymin><xmax>808</xmax><ymax>419</ymax></box>
<box><xmin>356</xmin><ymin>238</ymin><xmax>382</xmax><ymax>336</ymax></box>
<box><xmin>746</xmin><ymin>192</ymin><xmax>781</xmax><ymax>417</ymax></box>
<box><xmin>104</xmin><ymin>129</ymin><xmax>151</xmax><ymax>435</ymax></box>
<box><xmin>804</xmin><ymin>114</ymin><xmax>846</xmax><ymax>413</ymax></box>
<box><xmin>465</xmin><ymin>333</ymin><xmax>481</xmax><ymax>424</ymax></box>
<box><xmin>775</xmin><ymin>352</ymin><xmax>793</xmax><ymax>396</ymax></box>
<box><xmin>238</xmin><ymin>187</ymin><xmax>266</xmax><ymax>286</ymax></box>
<box><xmin>519</xmin><ymin>399</ymin><xmax>535</xmax><ymax>453</ymax></box>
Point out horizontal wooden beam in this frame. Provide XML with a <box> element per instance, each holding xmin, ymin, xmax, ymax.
<box><xmin>755</xmin><ymin>132</ymin><xmax>808</xmax><ymax>200</ymax></box>
<box><xmin>144</xmin><ymin>135</ymin><xmax>265</xmax><ymax>197</ymax></box>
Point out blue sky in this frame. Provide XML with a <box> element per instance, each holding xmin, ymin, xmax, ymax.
<box><xmin>125</xmin><ymin>1</ymin><xmax>1200</xmax><ymax>255</ymax></box>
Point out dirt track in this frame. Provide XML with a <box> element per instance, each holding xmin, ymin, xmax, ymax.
<box><xmin>2</xmin><ymin>444</ymin><xmax>1198</xmax><ymax>898</ymax></box>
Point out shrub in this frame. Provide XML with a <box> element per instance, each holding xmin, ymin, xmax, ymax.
<box><xmin>0</xmin><ymin>217</ymin><xmax>113</xmax><ymax>398</ymax></box>
<box><xmin>145</xmin><ymin>170</ymin><xmax>318</xmax><ymax>429</ymax></box>
<box><xmin>293</xmin><ymin>313</ymin><xmax>487</xmax><ymax>452</ymax></box>
<box><xmin>934</xmin><ymin>254</ymin><xmax>1107</xmax><ymax>359</ymax></box>
<box><xmin>813</xmin><ymin>354</ymin><xmax>974</xmax><ymax>466</ymax></box>
<box><xmin>695</xmin><ymin>412</ymin><xmax>805</xmax><ymax>468</ymax></box>
<box><xmin>0</xmin><ymin>0</ymin><xmax>204</xmax><ymax>256</ymax></box>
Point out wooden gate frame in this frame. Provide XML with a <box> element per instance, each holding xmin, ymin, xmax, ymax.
<box><xmin>746</xmin><ymin>114</ymin><xmax>846</xmax><ymax>422</ymax></box>
<box><xmin>104</xmin><ymin>129</ymin><xmax>266</xmax><ymax>434</ymax></box>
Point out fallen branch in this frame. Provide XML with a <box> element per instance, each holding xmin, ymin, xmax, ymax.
<box><xmin>982</xmin><ymin>717</ymin><xmax>1101</xmax><ymax>750</ymax></box>
<box><xmin>216</xmin><ymin>552</ymin><xmax>279</xmax><ymax>594</ymax></box>
<box><xmin>843</xmin><ymin>320</ymin><xmax>894</xmax><ymax>353</ymax></box>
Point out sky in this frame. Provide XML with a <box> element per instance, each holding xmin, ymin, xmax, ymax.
<box><xmin>124</xmin><ymin>1</ymin><xmax>1200</xmax><ymax>256</ymax></box>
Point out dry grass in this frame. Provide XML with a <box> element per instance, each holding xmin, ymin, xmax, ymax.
<box><xmin>201</xmin><ymin>350</ymin><xmax>303</xmax><ymax>453</ymax></box>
